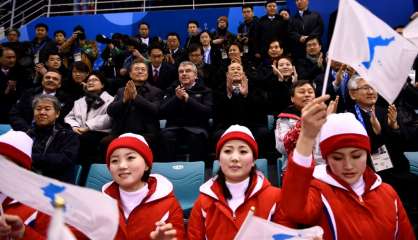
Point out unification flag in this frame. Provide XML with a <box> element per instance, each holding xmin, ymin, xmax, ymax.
<box><xmin>328</xmin><ymin>0</ymin><xmax>418</xmax><ymax>103</ymax></box>
<box><xmin>47</xmin><ymin>196</ymin><xmax>77</xmax><ymax>240</ymax></box>
<box><xmin>403</xmin><ymin>18</ymin><xmax>418</xmax><ymax>47</ymax></box>
<box><xmin>234</xmin><ymin>211</ymin><xmax>323</xmax><ymax>240</ymax></box>
<box><xmin>0</xmin><ymin>155</ymin><xmax>119</xmax><ymax>240</ymax></box>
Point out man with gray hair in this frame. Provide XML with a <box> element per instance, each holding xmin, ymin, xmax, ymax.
<box><xmin>159</xmin><ymin>61</ymin><xmax>213</xmax><ymax>161</ymax></box>
<box><xmin>26</xmin><ymin>94</ymin><xmax>79</xmax><ymax>183</ymax></box>
<box><xmin>9</xmin><ymin>69</ymin><xmax>71</xmax><ymax>132</ymax></box>
<box><xmin>348</xmin><ymin>76</ymin><xmax>418</xmax><ymax>216</ymax></box>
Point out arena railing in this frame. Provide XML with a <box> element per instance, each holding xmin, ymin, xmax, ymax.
<box><xmin>1</xmin><ymin>0</ymin><xmax>285</xmax><ymax>30</ymax></box>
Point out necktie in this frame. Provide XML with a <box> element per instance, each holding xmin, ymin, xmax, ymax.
<box><xmin>153</xmin><ymin>69</ymin><xmax>159</xmax><ymax>81</ymax></box>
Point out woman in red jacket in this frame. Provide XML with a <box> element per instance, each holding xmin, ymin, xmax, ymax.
<box><xmin>280</xmin><ymin>96</ymin><xmax>415</xmax><ymax>239</ymax></box>
<box><xmin>104</xmin><ymin>133</ymin><xmax>184</xmax><ymax>240</ymax></box>
<box><xmin>188</xmin><ymin>125</ymin><xmax>285</xmax><ymax>240</ymax></box>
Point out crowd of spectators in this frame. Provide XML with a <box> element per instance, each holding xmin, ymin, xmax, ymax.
<box><xmin>1</xmin><ymin>0</ymin><xmax>418</xmax><ymax>229</ymax></box>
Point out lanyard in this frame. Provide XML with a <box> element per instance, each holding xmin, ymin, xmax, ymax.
<box><xmin>33</xmin><ymin>41</ymin><xmax>47</xmax><ymax>54</ymax></box>
<box><xmin>354</xmin><ymin>104</ymin><xmax>367</xmax><ymax>129</ymax></box>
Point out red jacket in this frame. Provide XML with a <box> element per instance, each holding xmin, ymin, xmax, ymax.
<box><xmin>280</xmin><ymin>155</ymin><xmax>416</xmax><ymax>240</ymax></box>
<box><xmin>103</xmin><ymin>174</ymin><xmax>185</xmax><ymax>240</ymax></box>
<box><xmin>2</xmin><ymin>197</ymin><xmax>87</xmax><ymax>240</ymax></box>
<box><xmin>188</xmin><ymin>171</ymin><xmax>287</xmax><ymax>240</ymax></box>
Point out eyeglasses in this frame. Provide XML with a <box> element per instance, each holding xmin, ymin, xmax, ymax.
<box><xmin>356</xmin><ymin>85</ymin><xmax>375</xmax><ymax>92</ymax></box>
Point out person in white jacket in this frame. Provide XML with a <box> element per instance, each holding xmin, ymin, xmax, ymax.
<box><xmin>65</xmin><ymin>71</ymin><xmax>114</xmax><ymax>169</ymax></box>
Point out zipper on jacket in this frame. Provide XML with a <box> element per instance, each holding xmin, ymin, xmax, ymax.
<box><xmin>358</xmin><ymin>196</ymin><xmax>364</xmax><ymax>204</ymax></box>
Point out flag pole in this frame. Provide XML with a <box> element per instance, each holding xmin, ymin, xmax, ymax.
<box><xmin>322</xmin><ymin>58</ymin><xmax>332</xmax><ymax>96</ymax></box>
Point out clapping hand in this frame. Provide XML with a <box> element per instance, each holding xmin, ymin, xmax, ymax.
<box><xmin>369</xmin><ymin>106</ymin><xmax>382</xmax><ymax>135</ymax></box>
<box><xmin>387</xmin><ymin>104</ymin><xmax>399</xmax><ymax>129</ymax></box>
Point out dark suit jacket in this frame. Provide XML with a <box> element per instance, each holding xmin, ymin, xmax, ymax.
<box><xmin>9</xmin><ymin>87</ymin><xmax>71</xmax><ymax>132</ymax></box>
<box><xmin>254</xmin><ymin>14</ymin><xmax>289</xmax><ymax>58</ymax></box>
<box><xmin>289</xmin><ymin>9</ymin><xmax>324</xmax><ymax>58</ymax></box>
<box><xmin>28</xmin><ymin>123</ymin><xmax>79</xmax><ymax>183</ymax></box>
<box><xmin>147</xmin><ymin>62</ymin><xmax>177</xmax><ymax>91</ymax></box>
<box><xmin>107</xmin><ymin>82</ymin><xmax>162</xmax><ymax>136</ymax></box>
<box><xmin>160</xmin><ymin>81</ymin><xmax>212</xmax><ymax>130</ymax></box>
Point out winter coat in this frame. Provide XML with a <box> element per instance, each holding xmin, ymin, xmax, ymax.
<box><xmin>280</xmin><ymin>156</ymin><xmax>415</xmax><ymax>240</ymax></box>
<box><xmin>107</xmin><ymin>82</ymin><xmax>162</xmax><ymax>136</ymax></box>
<box><xmin>103</xmin><ymin>174</ymin><xmax>185</xmax><ymax>240</ymax></box>
<box><xmin>188</xmin><ymin>172</ymin><xmax>287</xmax><ymax>240</ymax></box>
<box><xmin>64</xmin><ymin>91</ymin><xmax>114</xmax><ymax>132</ymax></box>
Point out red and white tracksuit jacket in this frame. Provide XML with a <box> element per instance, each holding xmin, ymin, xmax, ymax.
<box><xmin>280</xmin><ymin>155</ymin><xmax>416</xmax><ymax>240</ymax></box>
<box><xmin>188</xmin><ymin>171</ymin><xmax>288</xmax><ymax>240</ymax></box>
<box><xmin>103</xmin><ymin>174</ymin><xmax>185</xmax><ymax>240</ymax></box>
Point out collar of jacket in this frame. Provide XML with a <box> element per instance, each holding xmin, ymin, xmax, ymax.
<box><xmin>313</xmin><ymin>164</ymin><xmax>381</xmax><ymax>195</ymax></box>
<box><xmin>102</xmin><ymin>173</ymin><xmax>174</xmax><ymax>204</ymax></box>
<box><xmin>199</xmin><ymin>171</ymin><xmax>267</xmax><ymax>204</ymax></box>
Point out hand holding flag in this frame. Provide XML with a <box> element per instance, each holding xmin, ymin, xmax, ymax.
<box><xmin>0</xmin><ymin>155</ymin><xmax>119</xmax><ymax>240</ymax></box>
<box><xmin>326</xmin><ymin>0</ymin><xmax>418</xmax><ymax>103</ymax></box>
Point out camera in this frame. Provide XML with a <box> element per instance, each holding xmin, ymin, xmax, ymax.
<box><xmin>74</xmin><ymin>31</ymin><xmax>86</xmax><ymax>40</ymax></box>
<box><xmin>122</xmin><ymin>35</ymin><xmax>148</xmax><ymax>55</ymax></box>
<box><xmin>96</xmin><ymin>34</ymin><xmax>113</xmax><ymax>44</ymax></box>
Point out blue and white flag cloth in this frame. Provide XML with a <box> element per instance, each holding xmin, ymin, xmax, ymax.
<box><xmin>0</xmin><ymin>155</ymin><xmax>119</xmax><ymax>240</ymax></box>
<box><xmin>328</xmin><ymin>0</ymin><xmax>418</xmax><ymax>103</ymax></box>
<box><xmin>403</xmin><ymin>18</ymin><xmax>418</xmax><ymax>47</ymax></box>
<box><xmin>234</xmin><ymin>211</ymin><xmax>323</xmax><ymax>240</ymax></box>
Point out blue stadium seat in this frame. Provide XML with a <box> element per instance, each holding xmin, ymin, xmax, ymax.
<box><xmin>404</xmin><ymin>152</ymin><xmax>418</xmax><ymax>175</ymax></box>
<box><xmin>212</xmin><ymin>158</ymin><xmax>269</xmax><ymax>179</ymax></box>
<box><xmin>85</xmin><ymin>164</ymin><xmax>112</xmax><ymax>191</ymax></box>
<box><xmin>152</xmin><ymin>161</ymin><xmax>205</xmax><ymax>218</ymax></box>
<box><xmin>84</xmin><ymin>162</ymin><xmax>205</xmax><ymax>218</ymax></box>
<box><xmin>0</xmin><ymin>124</ymin><xmax>12</xmax><ymax>135</ymax></box>
<box><xmin>73</xmin><ymin>165</ymin><xmax>83</xmax><ymax>185</ymax></box>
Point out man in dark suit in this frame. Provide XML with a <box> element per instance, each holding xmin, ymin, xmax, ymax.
<box><xmin>254</xmin><ymin>0</ymin><xmax>289</xmax><ymax>60</ymax></box>
<box><xmin>147</xmin><ymin>44</ymin><xmax>177</xmax><ymax>91</ymax></box>
<box><xmin>289</xmin><ymin>0</ymin><xmax>324</xmax><ymax>59</ymax></box>
<box><xmin>107</xmin><ymin>60</ymin><xmax>162</xmax><ymax>156</ymax></box>
<box><xmin>159</xmin><ymin>61</ymin><xmax>213</xmax><ymax>161</ymax></box>
<box><xmin>165</xmin><ymin>32</ymin><xmax>186</xmax><ymax>67</ymax></box>
<box><xmin>0</xmin><ymin>48</ymin><xmax>21</xmax><ymax>123</ymax></box>
<box><xmin>9</xmin><ymin>69</ymin><xmax>71</xmax><ymax>132</ymax></box>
